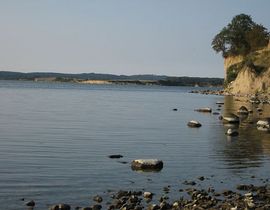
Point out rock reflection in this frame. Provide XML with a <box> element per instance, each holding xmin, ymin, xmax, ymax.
<box><xmin>220</xmin><ymin>96</ymin><xmax>270</xmax><ymax>171</ymax></box>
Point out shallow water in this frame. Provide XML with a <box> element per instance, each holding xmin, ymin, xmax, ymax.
<box><xmin>0</xmin><ymin>80</ymin><xmax>270</xmax><ymax>209</ymax></box>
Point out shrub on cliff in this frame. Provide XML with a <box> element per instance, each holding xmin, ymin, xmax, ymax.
<box><xmin>212</xmin><ymin>14</ymin><xmax>269</xmax><ymax>58</ymax></box>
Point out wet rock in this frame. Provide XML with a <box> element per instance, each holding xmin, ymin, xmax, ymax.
<box><xmin>118</xmin><ymin>161</ymin><xmax>128</xmax><ymax>164</ymax></box>
<box><xmin>226</xmin><ymin>128</ymin><xmax>239</xmax><ymax>136</ymax></box>
<box><xmin>257</xmin><ymin>118</ymin><xmax>270</xmax><ymax>131</ymax></box>
<box><xmin>108</xmin><ymin>155</ymin><xmax>123</xmax><ymax>159</ymax></box>
<box><xmin>26</xmin><ymin>200</ymin><xmax>35</xmax><ymax>207</ymax></box>
<box><xmin>49</xmin><ymin>204</ymin><xmax>71</xmax><ymax>210</ymax></box>
<box><xmin>222</xmin><ymin>190</ymin><xmax>233</xmax><ymax>196</ymax></box>
<box><xmin>92</xmin><ymin>204</ymin><xmax>102</xmax><ymax>210</ymax></box>
<box><xmin>216</xmin><ymin>101</ymin><xmax>224</xmax><ymax>105</ymax></box>
<box><xmin>159</xmin><ymin>201</ymin><xmax>172</xmax><ymax>210</ymax></box>
<box><xmin>218</xmin><ymin>116</ymin><xmax>223</xmax><ymax>120</ymax></box>
<box><xmin>131</xmin><ymin>159</ymin><xmax>163</xmax><ymax>171</ymax></box>
<box><xmin>172</xmin><ymin>108</ymin><xmax>178</xmax><ymax>111</ymax></box>
<box><xmin>223</xmin><ymin>113</ymin><xmax>240</xmax><ymax>124</ymax></box>
<box><xmin>236</xmin><ymin>184</ymin><xmax>254</xmax><ymax>191</ymax></box>
<box><xmin>187</xmin><ymin>120</ymin><xmax>202</xmax><ymax>128</ymax></box>
<box><xmin>147</xmin><ymin>204</ymin><xmax>159</xmax><ymax>210</ymax></box>
<box><xmin>183</xmin><ymin>180</ymin><xmax>196</xmax><ymax>186</ymax></box>
<box><xmin>93</xmin><ymin>195</ymin><xmax>103</xmax><ymax>203</ymax></box>
<box><xmin>163</xmin><ymin>186</ymin><xmax>170</xmax><ymax>193</ymax></box>
<box><xmin>81</xmin><ymin>208</ymin><xmax>92</xmax><ymax>210</ymax></box>
<box><xmin>143</xmin><ymin>192</ymin><xmax>153</xmax><ymax>199</ymax></box>
<box><xmin>237</xmin><ymin>106</ymin><xmax>249</xmax><ymax>115</ymax></box>
<box><xmin>198</xmin><ymin>176</ymin><xmax>205</xmax><ymax>181</ymax></box>
<box><xmin>194</xmin><ymin>107</ymin><xmax>212</xmax><ymax>113</ymax></box>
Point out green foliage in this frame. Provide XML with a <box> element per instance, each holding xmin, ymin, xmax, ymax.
<box><xmin>212</xmin><ymin>14</ymin><xmax>269</xmax><ymax>57</ymax></box>
<box><xmin>226</xmin><ymin>64</ymin><xmax>240</xmax><ymax>83</ymax></box>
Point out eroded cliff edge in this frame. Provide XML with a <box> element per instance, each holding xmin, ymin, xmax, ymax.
<box><xmin>225</xmin><ymin>42</ymin><xmax>270</xmax><ymax>95</ymax></box>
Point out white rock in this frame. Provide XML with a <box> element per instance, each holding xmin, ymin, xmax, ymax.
<box><xmin>187</xmin><ymin>120</ymin><xmax>202</xmax><ymax>128</ymax></box>
<box><xmin>131</xmin><ymin>159</ymin><xmax>163</xmax><ymax>171</ymax></box>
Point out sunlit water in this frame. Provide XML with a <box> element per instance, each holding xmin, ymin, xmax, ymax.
<box><xmin>0</xmin><ymin>80</ymin><xmax>270</xmax><ymax>209</ymax></box>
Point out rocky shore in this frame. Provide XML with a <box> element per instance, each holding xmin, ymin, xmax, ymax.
<box><xmin>24</xmin><ymin>180</ymin><xmax>270</xmax><ymax>210</ymax></box>
<box><xmin>190</xmin><ymin>89</ymin><xmax>270</xmax><ymax>104</ymax></box>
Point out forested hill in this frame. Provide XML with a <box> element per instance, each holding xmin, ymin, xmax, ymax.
<box><xmin>0</xmin><ymin>71</ymin><xmax>223</xmax><ymax>87</ymax></box>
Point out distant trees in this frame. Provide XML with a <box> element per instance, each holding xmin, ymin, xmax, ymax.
<box><xmin>212</xmin><ymin>14</ymin><xmax>269</xmax><ymax>58</ymax></box>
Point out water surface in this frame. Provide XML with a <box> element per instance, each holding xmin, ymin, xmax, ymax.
<box><xmin>0</xmin><ymin>81</ymin><xmax>270</xmax><ymax>209</ymax></box>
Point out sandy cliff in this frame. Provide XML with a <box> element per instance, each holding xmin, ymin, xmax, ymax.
<box><xmin>225</xmin><ymin>42</ymin><xmax>270</xmax><ymax>95</ymax></box>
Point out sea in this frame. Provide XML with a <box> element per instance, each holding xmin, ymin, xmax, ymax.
<box><xmin>0</xmin><ymin>80</ymin><xmax>270</xmax><ymax>210</ymax></box>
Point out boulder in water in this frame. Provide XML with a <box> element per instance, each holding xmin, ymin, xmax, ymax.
<box><xmin>131</xmin><ymin>159</ymin><xmax>163</xmax><ymax>171</ymax></box>
<box><xmin>187</xmin><ymin>120</ymin><xmax>202</xmax><ymax>128</ymax></box>
<box><xmin>257</xmin><ymin>118</ymin><xmax>270</xmax><ymax>131</ymax></box>
<box><xmin>223</xmin><ymin>113</ymin><xmax>239</xmax><ymax>124</ymax></box>
<box><xmin>194</xmin><ymin>107</ymin><xmax>212</xmax><ymax>113</ymax></box>
<box><xmin>226</xmin><ymin>128</ymin><xmax>239</xmax><ymax>136</ymax></box>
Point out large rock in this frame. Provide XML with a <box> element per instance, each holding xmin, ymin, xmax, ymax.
<box><xmin>131</xmin><ymin>159</ymin><xmax>163</xmax><ymax>171</ymax></box>
<box><xmin>223</xmin><ymin>113</ymin><xmax>240</xmax><ymax>123</ymax></box>
<box><xmin>194</xmin><ymin>107</ymin><xmax>212</xmax><ymax>113</ymax></box>
<box><xmin>187</xmin><ymin>120</ymin><xmax>202</xmax><ymax>128</ymax></box>
<box><xmin>257</xmin><ymin>118</ymin><xmax>270</xmax><ymax>131</ymax></box>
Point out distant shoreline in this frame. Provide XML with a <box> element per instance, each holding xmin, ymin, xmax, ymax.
<box><xmin>0</xmin><ymin>71</ymin><xmax>224</xmax><ymax>87</ymax></box>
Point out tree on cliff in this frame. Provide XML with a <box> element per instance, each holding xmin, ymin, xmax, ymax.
<box><xmin>212</xmin><ymin>14</ymin><xmax>269</xmax><ymax>58</ymax></box>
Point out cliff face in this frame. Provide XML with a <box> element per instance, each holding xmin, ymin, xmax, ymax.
<box><xmin>226</xmin><ymin>66</ymin><xmax>270</xmax><ymax>95</ymax></box>
<box><xmin>225</xmin><ymin>43</ymin><xmax>270</xmax><ymax>95</ymax></box>
<box><xmin>224</xmin><ymin>55</ymin><xmax>243</xmax><ymax>78</ymax></box>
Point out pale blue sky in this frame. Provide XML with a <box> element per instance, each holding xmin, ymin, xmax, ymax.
<box><xmin>0</xmin><ymin>0</ymin><xmax>269</xmax><ymax>77</ymax></box>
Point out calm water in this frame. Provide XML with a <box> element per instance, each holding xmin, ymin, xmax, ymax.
<box><xmin>0</xmin><ymin>80</ymin><xmax>270</xmax><ymax>210</ymax></box>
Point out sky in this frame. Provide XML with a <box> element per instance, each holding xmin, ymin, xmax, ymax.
<box><xmin>0</xmin><ymin>0</ymin><xmax>269</xmax><ymax>78</ymax></box>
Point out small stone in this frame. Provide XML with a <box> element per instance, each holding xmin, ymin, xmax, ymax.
<box><xmin>81</xmin><ymin>208</ymin><xmax>92</xmax><ymax>210</ymax></box>
<box><xmin>108</xmin><ymin>155</ymin><xmax>123</xmax><ymax>159</ymax></box>
<box><xmin>92</xmin><ymin>204</ymin><xmax>102</xmax><ymax>210</ymax></box>
<box><xmin>93</xmin><ymin>195</ymin><xmax>103</xmax><ymax>203</ymax></box>
<box><xmin>147</xmin><ymin>204</ymin><xmax>159</xmax><ymax>210</ymax></box>
<box><xmin>163</xmin><ymin>186</ymin><xmax>170</xmax><ymax>193</ymax></box>
<box><xmin>49</xmin><ymin>204</ymin><xmax>71</xmax><ymax>210</ymax></box>
<box><xmin>198</xmin><ymin>176</ymin><xmax>205</xmax><ymax>181</ymax></box>
<box><xmin>143</xmin><ymin>192</ymin><xmax>153</xmax><ymax>199</ymax></box>
<box><xmin>183</xmin><ymin>180</ymin><xmax>196</xmax><ymax>186</ymax></box>
<box><xmin>26</xmin><ymin>200</ymin><xmax>35</xmax><ymax>207</ymax></box>
<box><xmin>172</xmin><ymin>108</ymin><xmax>178</xmax><ymax>111</ymax></box>
<box><xmin>226</xmin><ymin>128</ymin><xmax>239</xmax><ymax>136</ymax></box>
<box><xmin>222</xmin><ymin>190</ymin><xmax>233</xmax><ymax>196</ymax></box>
<box><xmin>194</xmin><ymin>107</ymin><xmax>212</xmax><ymax>113</ymax></box>
<box><xmin>216</xmin><ymin>101</ymin><xmax>224</xmax><ymax>105</ymax></box>
<box><xmin>187</xmin><ymin>120</ymin><xmax>201</xmax><ymax>128</ymax></box>
<box><xmin>244</xmin><ymin>192</ymin><xmax>253</xmax><ymax>197</ymax></box>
